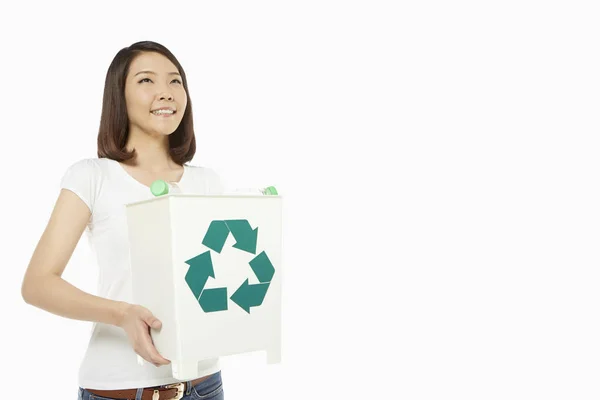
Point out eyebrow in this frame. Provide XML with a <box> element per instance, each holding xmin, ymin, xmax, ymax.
<box><xmin>134</xmin><ymin>70</ymin><xmax>181</xmax><ymax>77</ymax></box>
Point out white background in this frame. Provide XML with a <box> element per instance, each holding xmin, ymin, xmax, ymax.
<box><xmin>1</xmin><ymin>1</ymin><xmax>599</xmax><ymax>399</ymax></box>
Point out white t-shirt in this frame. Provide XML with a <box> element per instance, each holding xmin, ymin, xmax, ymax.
<box><xmin>59</xmin><ymin>157</ymin><xmax>224</xmax><ymax>390</ymax></box>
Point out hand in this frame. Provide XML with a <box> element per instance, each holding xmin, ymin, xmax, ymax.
<box><xmin>116</xmin><ymin>303</ymin><xmax>171</xmax><ymax>367</ymax></box>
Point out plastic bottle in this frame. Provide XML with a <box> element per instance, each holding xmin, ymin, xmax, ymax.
<box><xmin>230</xmin><ymin>186</ymin><xmax>278</xmax><ymax>196</ymax></box>
<box><xmin>150</xmin><ymin>180</ymin><xmax>182</xmax><ymax>197</ymax></box>
<box><xmin>150</xmin><ymin>180</ymin><xmax>278</xmax><ymax>197</ymax></box>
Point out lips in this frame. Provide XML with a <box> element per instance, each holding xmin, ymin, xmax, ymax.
<box><xmin>151</xmin><ymin>112</ymin><xmax>176</xmax><ymax>118</ymax></box>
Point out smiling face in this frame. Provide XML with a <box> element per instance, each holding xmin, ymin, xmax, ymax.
<box><xmin>124</xmin><ymin>51</ymin><xmax>187</xmax><ymax>138</ymax></box>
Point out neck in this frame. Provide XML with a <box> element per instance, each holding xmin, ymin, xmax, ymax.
<box><xmin>125</xmin><ymin>128</ymin><xmax>178</xmax><ymax>171</ymax></box>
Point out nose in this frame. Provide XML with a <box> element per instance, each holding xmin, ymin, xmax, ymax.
<box><xmin>156</xmin><ymin>81</ymin><xmax>174</xmax><ymax>101</ymax></box>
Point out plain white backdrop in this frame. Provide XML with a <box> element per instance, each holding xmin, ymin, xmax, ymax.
<box><xmin>1</xmin><ymin>0</ymin><xmax>600</xmax><ymax>398</ymax></box>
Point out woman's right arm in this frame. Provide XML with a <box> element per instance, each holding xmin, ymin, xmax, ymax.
<box><xmin>21</xmin><ymin>189</ymin><xmax>127</xmax><ymax>324</ymax></box>
<box><xmin>21</xmin><ymin>189</ymin><xmax>170</xmax><ymax>367</ymax></box>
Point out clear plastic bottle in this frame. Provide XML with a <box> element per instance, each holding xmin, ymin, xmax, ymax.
<box><xmin>150</xmin><ymin>179</ymin><xmax>182</xmax><ymax>196</ymax></box>
<box><xmin>230</xmin><ymin>186</ymin><xmax>278</xmax><ymax>196</ymax></box>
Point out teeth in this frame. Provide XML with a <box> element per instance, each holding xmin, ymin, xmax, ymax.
<box><xmin>152</xmin><ymin>110</ymin><xmax>174</xmax><ymax>115</ymax></box>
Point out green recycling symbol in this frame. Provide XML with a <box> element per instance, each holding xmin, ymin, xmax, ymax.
<box><xmin>184</xmin><ymin>219</ymin><xmax>275</xmax><ymax>314</ymax></box>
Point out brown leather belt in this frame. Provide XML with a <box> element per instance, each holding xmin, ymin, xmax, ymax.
<box><xmin>85</xmin><ymin>374</ymin><xmax>211</xmax><ymax>400</ymax></box>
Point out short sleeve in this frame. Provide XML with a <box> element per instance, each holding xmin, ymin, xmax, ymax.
<box><xmin>59</xmin><ymin>159</ymin><xmax>100</xmax><ymax>213</ymax></box>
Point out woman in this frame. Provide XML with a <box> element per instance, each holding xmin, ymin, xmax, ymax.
<box><xmin>21</xmin><ymin>41</ymin><xmax>225</xmax><ymax>400</ymax></box>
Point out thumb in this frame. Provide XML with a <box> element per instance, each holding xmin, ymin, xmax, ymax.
<box><xmin>151</xmin><ymin>319</ymin><xmax>162</xmax><ymax>329</ymax></box>
<box><xmin>143</xmin><ymin>313</ymin><xmax>162</xmax><ymax>329</ymax></box>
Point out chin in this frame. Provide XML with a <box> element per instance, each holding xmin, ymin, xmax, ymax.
<box><xmin>146</xmin><ymin>129</ymin><xmax>177</xmax><ymax>138</ymax></box>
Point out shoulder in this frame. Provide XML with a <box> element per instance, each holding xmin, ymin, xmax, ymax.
<box><xmin>62</xmin><ymin>157</ymin><xmax>110</xmax><ymax>175</ymax></box>
<box><xmin>61</xmin><ymin>157</ymin><xmax>102</xmax><ymax>182</ymax></box>
<box><xmin>60</xmin><ymin>157</ymin><xmax>112</xmax><ymax>183</ymax></box>
<box><xmin>183</xmin><ymin>163</ymin><xmax>225</xmax><ymax>194</ymax></box>
<box><xmin>184</xmin><ymin>163</ymin><xmax>220</xmax><ymax>180</ymax></box>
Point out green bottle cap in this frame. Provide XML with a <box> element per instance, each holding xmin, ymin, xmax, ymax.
<box><xmin>150</xmin><ymin>180</ymin><xmax>169</xmax><ymax>196</ymax></box>
<box><xmin>265</xmin><ymin>186</ymin><xmax>278</xmax><ymax>195</ymax></box>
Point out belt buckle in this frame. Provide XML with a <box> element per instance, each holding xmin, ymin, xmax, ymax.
<box><xmin>162</xmin><ymin>382</ymin><xmax>185</xmax><ymax>400</ymax></box>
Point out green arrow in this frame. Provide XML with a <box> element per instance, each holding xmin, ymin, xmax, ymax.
<box><xmin>225</xmin><ymin>220</ymin><xmax>258</xmax><ymax>254</ymax></box>
<box><xmin>199</xmin><ymin>287</ymin><xmax>228</xmax><ymax>312</ymax></box>
<box><xmin>184</xmin><ymin>251</ymin><xmax>214</xmax><ymax>299</ymax></box>
<box><xmin>202</xmin><ymin>221</ymin><xmax>230</xmax><ymax>253</ymax></box>
<box><xmin>230</xmin><ymin>279</ymin><xmax>270</xmax><ymax>313</ymax></box>
<box><xmin>249</xmin><ymin>251</ymin><xmax>275</xmax><ymax>283</ymax></box>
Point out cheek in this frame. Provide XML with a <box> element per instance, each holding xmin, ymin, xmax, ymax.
<box><xmin>129</xmin><ymin>94</ymin><xmax>153</xmax><ymax>115</ymax></box>
<box><xmin>180</xmin><ymin>96</ymin><xmax>188</xmax><ymax>113</ymax></box>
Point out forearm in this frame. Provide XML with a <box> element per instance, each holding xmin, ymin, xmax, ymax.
<box><xmin>22</xmin><ymin>275</ymin><xmax>129</xmax><ymax>327</ymax></box>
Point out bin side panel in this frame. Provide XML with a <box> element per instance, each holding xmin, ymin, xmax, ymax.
<box><xmin>126</xmin><ymin>197</ymin><xmax>179</xmax><ymax>360</ymax></box>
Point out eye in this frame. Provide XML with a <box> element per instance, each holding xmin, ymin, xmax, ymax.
<box><xmin>138</xmin><ymin>78</ymin><xmax>182</xmax><ymax>84</ymax></box>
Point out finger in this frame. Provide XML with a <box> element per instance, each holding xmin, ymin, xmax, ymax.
<box><xmin>138</xmin><ymin>341</ymin><xmax>163</xmax><ymax>366</ymax></box>
<box><xmin>133</xmin><ymin>332</ymin><xmax>166</xmax><ymax>367</ymax></box>
<box><xmin>134</xmin><ymin>348</ymin><xmax>156</xmax><ymax>366</ymax></box>
<box><xmin>139</xmin><ymin>325</ymin><xmax>170</xmax><ymax>365</ymax></box>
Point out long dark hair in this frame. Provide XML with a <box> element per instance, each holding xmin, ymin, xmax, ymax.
<box><xmin>97</xmin><ymin>41</ymin><xmax>195</xmax><ymax>165</ymax></box>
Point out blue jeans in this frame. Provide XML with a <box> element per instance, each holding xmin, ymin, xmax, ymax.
<box><xmin>78</xmin><ymin>371</ymin><xmax>224</xmax><ymax>400</ymax></box>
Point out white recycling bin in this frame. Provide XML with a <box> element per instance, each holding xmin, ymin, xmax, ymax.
<box><xmin>125</xmin><ymin>193</ymin><xmax>283</xmax><ymax>380</ymax></box>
